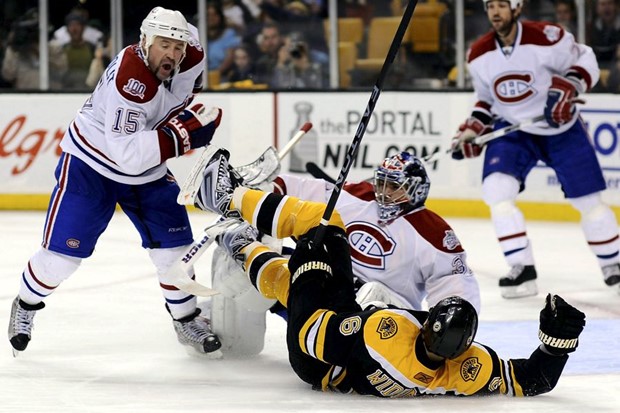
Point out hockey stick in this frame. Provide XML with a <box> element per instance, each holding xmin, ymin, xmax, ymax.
<box><xmin>312</xmin><ymin>0</ymin><xmax>419</xmax><ymax>247</ymax></box>
<box><xmin>422</xmin><ymin>114</ymin><xmax>546</xmax><ymax>163</ymax></box>
<box><xmin>164</xmin><ymin>218</ymin><xmax>240</xmax><ymax>297</ymax></box>
<box><xmin>177</xmin><ymin>122</ymin><xmax>313</xmax><ymax>205</ymax></box>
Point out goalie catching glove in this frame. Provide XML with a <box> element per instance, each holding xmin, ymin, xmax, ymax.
<box><xmin>159</xmin><ymin>103</ymin><xmax>222</xmax><ymax>159</ymax></box>
<box><xmin>544</xmin><ymin>75</ymin><xmax>586</xmax><ymax>128</ymax></box>
<box><xmin>450</xmin><ymin>116</ymin><xmax>492</xmax><ymax>160</ymax></box>
<box><xmin>538</xmin><ymin>293</ymin><xmax>586</xmax><ymax>355</ymax></box>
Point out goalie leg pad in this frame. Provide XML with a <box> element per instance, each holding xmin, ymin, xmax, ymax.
<box><xmin>210</xmin><ymin>247</ymin><xmax>276</xmax><ymax>356</ymax></box>
<box><xmin>210</xmin><ymin>293</ymin><xmax>268</xmax><ymax>357</ymax></box>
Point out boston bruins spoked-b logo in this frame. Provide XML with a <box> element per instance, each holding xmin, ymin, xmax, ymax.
<box><xmin>461</xmin><ymin>357</ymin><xmax>482</xmax><ymax>382</ymax></box>
<box><xmin>347</xmin><ymin>222</ymin><xmax>395</xmax><ymax>270</ymax></box>
<box><xmin>377</xmin><ymin>317</ymin><xmax>398</xmax><ymax>339</ymax></box>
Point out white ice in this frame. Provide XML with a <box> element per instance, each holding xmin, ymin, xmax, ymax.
<box><xmin>1</xmin><ymin>210</ymin><xmax>619</xmax><ymax>413</ymax></box>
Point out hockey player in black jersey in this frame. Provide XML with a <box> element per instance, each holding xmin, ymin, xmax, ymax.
<box><xmin>194</xmin><ymin>148</ymin><xmax>587</xmax><ymax>397</ymax></box>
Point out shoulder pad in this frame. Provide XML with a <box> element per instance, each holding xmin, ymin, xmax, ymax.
<box><xmin>115</xmin><ymin>45</ymin><xmax>160</xmax><ymax>103</ymax></box>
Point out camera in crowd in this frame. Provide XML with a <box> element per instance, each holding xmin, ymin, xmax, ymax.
<box><xmin>288</xmin><ymin>41</ymin><xmax>307</xmax><ymax>59</ymax></box>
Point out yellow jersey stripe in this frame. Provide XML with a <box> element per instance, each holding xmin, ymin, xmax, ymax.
<box><xmin>509</xmin><ymin>360</ymin><xmax>524</xmax><ymax>396</ymax></box>
<box><xmin>298</xmin><ymin>309</ymin><xmax>330</xmax><ymax>358</ymax></box>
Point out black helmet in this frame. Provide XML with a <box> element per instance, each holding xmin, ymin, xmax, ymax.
<box><xmin>422</xmin><ymin>296</ymin><xmax>478</xmax><ymax>359</ymax></box>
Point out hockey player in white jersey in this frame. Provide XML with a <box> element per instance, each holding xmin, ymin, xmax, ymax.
<box><xmin>272</xmin><ymin>152</ymin><xmax>481</xmax><ymax>311</ymax></box>
<box><xmin>8</xmin><ymin>7</ymin><xmax>224</xmax><ymax>356</ymax></box>
<box><xmin>451</xmin><ymin>0</ymin><xmax>620</xmax><ymax>298</ymax></box>
<box><xmin>206</xmin><ymin>151</ymin><xmax>481</xmax><ymax>356</ymax></box>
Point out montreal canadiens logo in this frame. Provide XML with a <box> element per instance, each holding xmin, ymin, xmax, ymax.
<box><xmin>347</xmin><ymin>222</ymin><xmax>395</xmax><ymax>270</ymax></box>
<box><xmin>493</xmin><ymin>73</ymin><xmax>536</xmax><ymax>103</ymax></box>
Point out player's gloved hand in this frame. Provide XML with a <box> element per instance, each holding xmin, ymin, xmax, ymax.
<box><xmin>450</xmin><ymin>117</ymin><xmax>491</xmax><ymax>160</ymax></box>
<box><xmin>538</xmin><ymin>293</ymin><xmax>585</xmax><ymax>355</ymax></box>
<box><xmin>287</xmin><ymin>235</ymin><xmax>333</xmax><ymax>286</ymax></box>
<box><xmin>544</xmin><ymin>75</ymin><xmax>586</xmax><ymax>128</ymax></box>
<box><xmin>160</xmin><ymin>103</ymin><xmax>222</xmax><ymax>158</ymax></box>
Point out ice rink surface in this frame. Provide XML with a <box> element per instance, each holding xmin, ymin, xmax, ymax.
<box><xmin>1</xmin><ymin>210</ymin><xmax>619</xmax><ymax>412</ymax></box>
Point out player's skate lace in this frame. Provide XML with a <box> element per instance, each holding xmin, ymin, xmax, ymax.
<box><xmin>8</xmin><ymin>296</ymin><xmax>45</xmax><ymax>354</ymax></box>
<box><xmin>498</xmin><ymin>265</ymin><xmax>538</xmax><ymax>299</ymax></box>
<box><xmin>602</xmin><ymin>263</ymin><xmax>620</xmax><ymax>287</ymax></box>
<box><xmin>216</xmin><ymin>221</ymin><xmax>259</xmax><ymax>268</ymax></box>
<box><xmin>172</xmin><ymin>309</ymin><xmax>222</xmax><ymax>354</ymax></box>
<box><xmin>194</xmin><ymin>148</ymin><xmax>241</xmax><ymax>218</ymax></box>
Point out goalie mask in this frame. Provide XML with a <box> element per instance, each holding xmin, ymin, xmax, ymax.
<box><xmin>140</xmin><ymin>7</ymin><xmax>191</xmax><ymax>66</ymax></box>
<box><xmin>422</xmin><ymin>296</ymin><xmax>478</xmax><ymax>359</ymax></box>
<box><xmin>374</xmin><ymin>152</ymin><xmax>430</xmax><ymax>225</ymax></box>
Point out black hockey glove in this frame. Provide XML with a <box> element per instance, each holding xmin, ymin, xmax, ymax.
<box><xmin>287</xmin><ymin>235</ymin><xmax>333</xmax><ymax>286</ymax></box>
<box><xmin>538</xmin><ymin>294</ymin><xmax>585</xmax><ymax>355</ymax></box>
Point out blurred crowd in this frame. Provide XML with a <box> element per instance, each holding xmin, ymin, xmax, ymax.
<box><xmin>1</xmin><ymin>0</ymin><xmax>620</xmax><ymax>92</ymax></box>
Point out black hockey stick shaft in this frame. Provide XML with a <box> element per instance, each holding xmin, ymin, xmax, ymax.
<box><xmin>312</xmin><ymin>0</ymin><xmax>419</xmax><ymax>247</ymax></box>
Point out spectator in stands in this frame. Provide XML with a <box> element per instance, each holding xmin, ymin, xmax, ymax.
<box><xmin>207</xmin><ymin>2</ymin><xmax>241</xmax><ymax>77</ymax></box>
<box><xmin>53</xmin><ymin>5</ymin><xmax>103</xmax><ymax>48</ymax></box>
<box><xmin>271</xmin><ymin>32</ymin><xmax>324</xmax><ymax>89</ymax></box>
<box><xmin>85</xmin><ymin>34</ymin><xmax>112</xmax><ymax>89</ymax></box>
<box><xmin>554</xmin><ymin>0</ymin><xmax>577</xmax><ymax>34</ymax></box>
<box><xmin>62</xmin><ymin>11</ymin><xmax>95</xmax><ymax>90</ymax></box>
<box><xmin>254</xmin><ymin>22</ymin><xmax>283</xmax><ymax>84</ymax></box>
<box><xmin>604</xmin><ymin>43</ymin><xmax>620</xmax><ymax>91</ymax></box>
<box><xmin>588</xmin><ymin>0</ymin><xmax>620</xmax><ymax>69</ymax></box>
<box><xmin>227</xmin><ymin>44</ymin><xmax>258</xmax><ymax>83</ymax></box>
<box><xmin>259</xmin><ymin>0</ymin><xmax>328</xmax><ymax>65</ymax></box>
<box><xmin>222</xmin><ymin>0</ymin><xmax>247</xmax><ymax>33</ymax></box>
<box><xmin>1</xmin><ymin>9</ymin><xmax>67</xmax><ymax>90</ymax></box>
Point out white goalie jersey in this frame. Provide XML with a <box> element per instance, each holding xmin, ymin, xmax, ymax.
<box><xmin>272</xmin><ymin>174</ymin><xmax>481</xmax><ymax>313</ymax></box>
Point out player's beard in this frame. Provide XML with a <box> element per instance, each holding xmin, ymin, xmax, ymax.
<box><xmin>155</xmin><ymin>58</ymin><xmax>177</xmax><ymax>81</ymax></box>
<box><xmin>492</xmin><ymin>16</ymin><xmax>516</xmax><ymax>38</ymax></box>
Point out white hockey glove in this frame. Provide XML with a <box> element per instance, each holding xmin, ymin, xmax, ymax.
<box><xmin>235</xmin><ymin>146</ymin><xmax>281</xmax><ymax>190</ymax></box>
<box><xmin>355</xmin><ymin>281</ymin><xmax>408</xmax><ymax>311</ymax></box>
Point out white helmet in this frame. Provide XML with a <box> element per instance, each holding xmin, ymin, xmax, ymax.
<box><xmin>482</xmin><ymin>0</ymin><xmax>522</xmax><ymax>10</ymax></box>
<box><xmin>140</xmin><ymin>7</ymin><xmax>190</xmax><ymax>60</ymax></box>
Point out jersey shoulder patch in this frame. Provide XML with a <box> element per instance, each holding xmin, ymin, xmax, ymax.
<box><xmin>403</xmin><ymin>209</ymin><xmax>464</xmax><ymax>253</ymax></box>
<box><xmin>179</xmin><ymin>41</ymin><xmax>205</xmax><ymax>73</ymax></box>
<box><xmin>344</xmin><ymin>181</ymin><xmax>375</xmax><ymax>201</ymax></box>
<box><xmin>520</xmin><ymin>21</ymin><xmax>565</xmax><ymax>46</ymax></box>
<box><xmin>467</xmin><ymin>31</ymin><xmax>497</xmax><ymax>63</ymax></box>
<box><xmin>115</xmin><ymin>45</ymin><xmax>160</xmax><ymax>103</ymax></box>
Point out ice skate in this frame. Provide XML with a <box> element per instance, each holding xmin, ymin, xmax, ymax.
<box><xmin>172</xmin><ymin>308</ymin><xmax>222</xmax><ymax>358</ymax></box>
<box><xmin>216</xmin><ymin>221</ymin><xmax>259</xmax><ymax>268</ymax></box>
<box><xmin>8</xmin><ymin>296</ymin><xmax>45</xmax><ymax>357</ymax></box>
<box><xmin>602</xmin><ymin>263</ymin><xmax>620</xmax><ymax>294</ymax></box>
<box><xmin>194</xmin><ymin>148</ymin><xmax>241</xmax><ymax>217</ymax></box>
<box><xmin>499</xmin><ymin>265</ymin><xmax>538</xmax><ymax>299</ymax></box>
